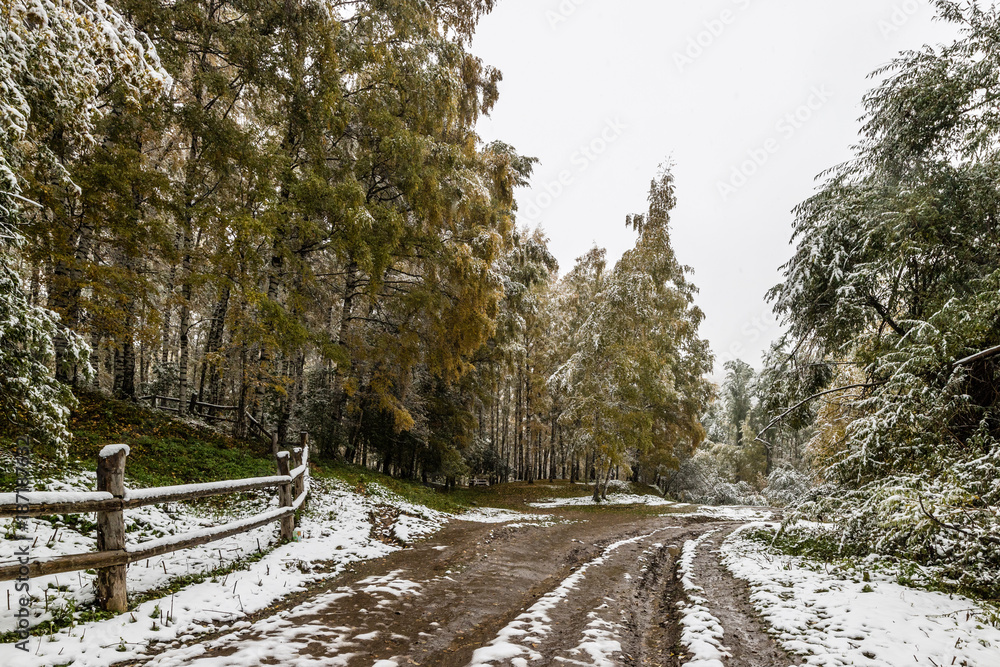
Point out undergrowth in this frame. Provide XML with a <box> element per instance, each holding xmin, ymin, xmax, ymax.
<box><xmin>745</xmin><ymin>525</ymin><xmax>1000</xmax><ymax>609</ymax></box>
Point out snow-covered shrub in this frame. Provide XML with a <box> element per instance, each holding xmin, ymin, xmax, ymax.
<box><xmin>702</xmin><ymin>480</ymin><xmax>766</xmax><ymax>506</ymax></box>
<box><xmin>665</xmin><ymin>443</ymin><xmax>770</xmax><ymax>506</ymax></box>
<box><xmin>0</xmin><ymin>265</ymin><xmax>91</xmax><ymax>452</ymax></box>
<box><xmin>786</xmin><ymin>282</ymin><xmax>1000</xmax><ymax>598</ymax></box>
<box><xmin>606</xmin><ymin>479</ymin><xmax>632</xmax><ymax>494</ymax></box>
<box><xmin>764</xmin><ymin>467</ymin><xmax>811</xmax><ymax>506</ymax></box>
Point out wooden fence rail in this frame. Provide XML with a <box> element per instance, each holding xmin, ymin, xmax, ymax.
<box><xmin>138</xmin><ymin>394</ymin><xmax>275</xmax><ymax>446</ymax></box>
<box><xmin>0</xmin><ymin>435</ymin><xmax>310</xmax><ymax>612</ymax></box>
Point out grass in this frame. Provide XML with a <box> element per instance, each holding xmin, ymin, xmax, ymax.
<box><xmin>0</xmin><ymin>390</ymin><xmax>277</xmax><ymax>491</ymax></box>
<box><xmin>69</xmin><ymin>391</ymin><xmax>276</xmax><ymax>488</ymax></box>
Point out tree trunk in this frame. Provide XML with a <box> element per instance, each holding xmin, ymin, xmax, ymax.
<box><xmin>198</xmin><ymin>285</ymin><xmax>230</xmax><ymax>403</ymax></box>
<box><xmin>50</xmin><ymin>221</ymin><xmax>94</xmax><ymax>384</ymax></box>
<box><xmin>549</xmin><ymin>414</ymin><xmax>557</xmax><ymax>481</ymax></box>
<box><xmin>329</xmin><ymin>261</ymin><xmax>359</xmax><ymax>457</ymax></box>
<box><xmin>177</xmin><ymin>224</ymin><xmax>193</xmax><ymax>416</ymax></box>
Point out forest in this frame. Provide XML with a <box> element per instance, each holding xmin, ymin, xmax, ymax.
<box><xmin>3</xmin><ymin>0</ymin><xmax>1000</xmax><ymax>600</ymax></box>
<box><xmin>0</xmin><ymin>0</ymin><xmax>712</xmax><ymax>497</ymax></box>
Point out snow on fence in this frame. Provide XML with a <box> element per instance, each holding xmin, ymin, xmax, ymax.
<box><xmin>0</xmin><ymin>434</ymin><xmax>310</xmax><ymax>612</ymax></box>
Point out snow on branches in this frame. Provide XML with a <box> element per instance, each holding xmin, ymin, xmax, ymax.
<box><xmin>1</xmin><ymin>0</ymin><xmax>166</xmax><ymax>448</ymax></box>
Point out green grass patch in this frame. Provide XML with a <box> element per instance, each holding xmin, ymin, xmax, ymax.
<box><xmin>0</xmin><ymin>597</ymin><xmax>116</xmax><ymax>643</ymax></box>
<box><xmin>1</xmin><ymin>390</ymin><xmax>277</xmax><ymax>490</ymax></box>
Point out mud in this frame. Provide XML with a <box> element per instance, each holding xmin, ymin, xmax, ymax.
<box><xmin>130</xmin><ymin>509</ymin><xmax>793</xmax><ymax>666</ymax></box>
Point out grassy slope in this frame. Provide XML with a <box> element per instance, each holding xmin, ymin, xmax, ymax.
<box><xmin>68</xmin><ymin>391</ymin><xmax>277</xmax><ymax>488</ymax></box>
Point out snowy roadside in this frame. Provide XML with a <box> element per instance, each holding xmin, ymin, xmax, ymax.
<box><xmin>676</xmin><ymin>530</ymin><xmax>730</xmax><ymax>667</ymax></box>
<box><xmin>720</xmin><ymin>523</ymin><xmax>1000</xmax><ymax>667</ymax></box>
<box><xmin>526</xmin><ymin>493</ymin><xmax>775</xmax><ymax>524</ymax></box>
<box><xmin>527</xmin><ymin>492</ymin><xmax>681</xmax><ymax>509</ymax></box>
<box><xmin>0</xmin><ymin>476</ymin><xmax>542</xmax><ymax>667</ymax></box>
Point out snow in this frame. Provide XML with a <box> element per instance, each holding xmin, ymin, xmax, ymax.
<box><xmin>0</xmin><ymin>472</ymin><xmax>451</xmax><ymax>666</ymax></box>
<box><xmin>99</xmin><ymin>444</ymin><xmax>131</xmax><ymax>459</ymax></box>
<box><xmin>143</xmin><ymin>571</ymin><xmax>422</xmax><ymax>667</ymax></box>
<box><xmin>458</xmin><ymin>507</ymin><xmax>553</xmax><ymax>523</ymax></box>
<box><xmin>721</xmin><ymin>523</ymin><xmax>1000</xmax><ymax>667</ymax></box>
<box><xmin>0</xmin><ymin>490</ymin><xmax>113</xmax><ymax>506</ymax></box>
<box><xmin>124</xmin><ymin>506</ymin><xmax>292</xmax><ymax>556</ymax></box>
<box><xmin>562</xmin><ymin>612</ymin><xmax>624</xmax><ymax>667</ymax></box>
<box><xmin>124</xmin><ymin>476</ymin><xmax>287</xmax><ymax>503</ymax></box>
<box><xmin>678</xmin><ymin>507</ymin><xmax>775</xmax><ymax>521</ymax></box>
<box><xmin>528</xmin><ymin>492</ymin><xmax>676</xmax><ymax>509</ymax></box>
<box><xmin>676</xmin><ymin>530</ymin><xmax>731</xmax><ymax>667</ymax></box>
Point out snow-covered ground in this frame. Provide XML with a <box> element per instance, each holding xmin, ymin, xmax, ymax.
<box><xmin>527</xmin><ymin>492</ymin><xmax>679</xmax><ymax>509</ymax></box>
<box><xmin>0</xmin><ymin>474</ymin><xmax>535</xmax><ymax>667</ymax></box>
<box><xmin>721</xmin><ymin>523</ymin><xmax>1000</xmax><ymax>667</ymax></box>
<box><xmin>457</xmin><ymin>507</ymin><xmax>551</xmax><ymax>524</ymax></box>
<box><xmin>140</xmin><ymin>569</ymin><xmax>425</xmax><ymax>667</ymax></box>
<box><xmin>677</xmin><ymin>530</ymin><xmax>730</xmax><ymax>667</ymax></box>
<box><xmin>678</xmin><ymin>506</ymin><xmax>775</xmax><ymax>522</ymax></box>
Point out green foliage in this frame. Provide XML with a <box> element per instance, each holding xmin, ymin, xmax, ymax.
<box><xmin>767</xmin><ymin>0</ymin><xmax>1000</xmax><ymax>598</ymax></box>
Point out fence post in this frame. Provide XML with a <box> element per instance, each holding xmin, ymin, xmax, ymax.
<box><xmin>96</xmin><ymin>445</ymin><xmax>129</xmax><ymax>612</ymax></box>
<box><xmin>275</xmin><ymin>451</ymin><xmax>294</xmax><ymax>541</ymax></box>
<box><xmin>296</xmin><ymin>432</ymin><xmax>310</xmax><ymax>524</ymax></box>
<box><xmin>291</xmin><ymin>448</ymin><xmax>304</xmax><ymax>507</ymax></box>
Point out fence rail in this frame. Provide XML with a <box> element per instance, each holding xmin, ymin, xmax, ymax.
<box><xmin>138</xmin><ymin>395</ymin><xmax>275</xmax><ymax>445</ymax></box>
<box><xmin>0</xmin><ymin>434</ymin><xmax>310</xmax><ymax>612</ymax></box>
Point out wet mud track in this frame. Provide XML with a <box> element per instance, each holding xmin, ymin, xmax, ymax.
<box><xmin>136</xmin><ymin>511</ymin><xmax>795</xmax><ymax>666</ymax></box>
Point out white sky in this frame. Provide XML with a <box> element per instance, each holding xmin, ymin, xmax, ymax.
<box><xmin>472</xmin><ymin>0</ymin><xmax>961</xmax><ymax>379</ymax></box>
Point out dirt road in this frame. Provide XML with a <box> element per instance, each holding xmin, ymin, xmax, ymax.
<box><xmin>139</xmin><ymin>509</ymin><xmax>797</xmax><ymax>666</ymax></box>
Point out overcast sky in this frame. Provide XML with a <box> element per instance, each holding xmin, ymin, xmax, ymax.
<box><xmin>472</xmin><ymin>0</ymin><xmax>961</xmax><ymax>380</ymax></box>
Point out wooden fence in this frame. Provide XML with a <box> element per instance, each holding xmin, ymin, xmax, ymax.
<box><xmin>138</xmin><ymin>395</ymin><xmax>274</xmax><ymax>445</ymax></box>
<box><xmin>0</xmin><ymin>434</ymin><xmax>310</xmax><ymax>612</ymax></box>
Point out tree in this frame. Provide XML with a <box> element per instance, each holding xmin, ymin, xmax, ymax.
<box><xmin>771</xmin><ymin>1</ymin><xmax>1000</xmax><ymax>596</ymax></box>
<box><xmin>554</xmin><ymin>165</ymin><xmax>713</xmax><ymax>500</ymax></box>
<box><xmin>1</xmin><ymin>0</ymin><xmax>166</xmax><ymax>448</ymax></box>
